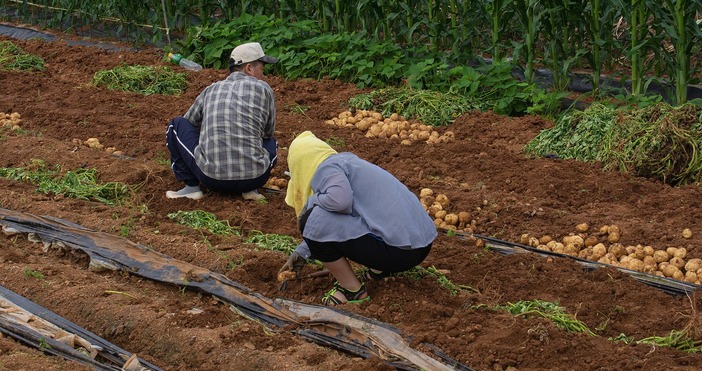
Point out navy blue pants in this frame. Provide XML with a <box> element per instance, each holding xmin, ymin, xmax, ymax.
<box><xmin>165</xmin><ymin>116</ymin><xmax>277</xmax><ymax>194</ymax></box>
<box><xmin>305</xmin><ymin>234</ymin><xmax>432</xmax><ymax>274</ymax></box>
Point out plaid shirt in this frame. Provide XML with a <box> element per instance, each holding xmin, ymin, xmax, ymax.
<box><xmin>185</xmin><ymin>71</ymin><xmax>276</xmax><ymax>180</ymax></box>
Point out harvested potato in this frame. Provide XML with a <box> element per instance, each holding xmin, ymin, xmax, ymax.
<box><xmin>274</xmin><ymin>178</ymin><xmax>288</xmax><ymax>188</ymax></box>
<box><xmin>628</xmin><ymin>259</ymin><xmax>644</xmax><ymax>272</ymax></box>
<box><xmin>683</xmin><ymin>228</ymin><xmax>693</xmax><ymax>239</ymax></box>
<box><xmin>584</xmin><ymin>236</ymin><xmax>598</xmax><ymax>247</ymax></box>
<box><xmin>277</xmin><ymin>270</ymin><xmax>297</xmax><ymax>282</ymax></box>
<box><xmin>592</xmin><ymin>243</ymin><xmax>607</xmax><ymax>258</ymax></box>
<box><xmin>562</xmin><ymin>235</ymin><xmax>584</xmax><ymax>248</ymax></box>
<box><xmin>662</xmin><ymin>264</ymin><xmax>679</xmax><ymax>278</ymax></box>
<box><xmin>520</xmin><ymin>233</ymin><xmax>530</xmax><ymax>245</ymax></box>
<box><xmin>670</xmin><ymin>257</ymin><xmax>686</xmax><ymax>270</ymax></box>
<box><xmin>435</xmin><ymin>194</ymin><xmax>450</xmax><ymax>208</ymax></box>
<box><xmin>575</xmin><ymin>223</ymin><xmax>589</xmax><ymax>233</ymax></box>
<box><xmin>444</xmin><ymin>213</ymin><xmax>458</xmax><ymax>226</ymax></box>
<box><xmin>673</xmin><ymin>247</ymin><xmax>687</xmax><ymax>259</ymax></box>
<box><xmin>539</xmin><ymin>235</ymin><xmax>553</xmax><ymax>245</ymax></box>
<box><xmin>608</xmin><ymin>243</ymin><xmax>626</xmax><ymax>258</ymax></box>
<box><xmin>420</xmin><ymin>188</ymin><xmax>434</xmax><ymax>198</ymax></box>
<box><xmin>685</xmin><ymin>258</ymin><xmax>702</xmax><ymax>273</ymax></box>
<box><xmin>653</xmin><ymin>250</ymin><xmax>670</xmax><ymax>263</ymax></box>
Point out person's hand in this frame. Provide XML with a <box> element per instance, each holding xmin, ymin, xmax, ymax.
<box><xmin>278</xmin><ymin>252</ymin><xmax>306</xmax><ymax>276</ymax></box>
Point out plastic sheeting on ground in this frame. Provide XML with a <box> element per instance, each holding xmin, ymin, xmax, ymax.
<box><xmin>0</xmin><ymin>207</ymin><xmax>471</xmax><ymax>371</ymax></box>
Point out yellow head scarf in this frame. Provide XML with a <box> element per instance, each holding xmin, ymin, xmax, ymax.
<box><xmin>285</xmin><ymin>131</ymin><xmax>338</xmax><ymax>216</ymax></box>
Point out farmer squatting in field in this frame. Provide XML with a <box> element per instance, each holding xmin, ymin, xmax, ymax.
<box><xmin>279</xmin><ymin>131</ymin><xmax>437</xmax><ymax>305</ymax></box>
<box><xmin>165</xmin><ymin>42</ymin><xmax>279</xmax><ymax>201</ymax></box>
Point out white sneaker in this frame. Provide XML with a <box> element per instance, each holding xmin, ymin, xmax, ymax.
<box><xmin>242</xmin><ymin>189</ymin><xmax>265</xmax><ymax>201</ymax></box>
<box><xmin>166</xmin><ymin>190</ymin><xmax>204</xmax><ymax>200</ymax></box>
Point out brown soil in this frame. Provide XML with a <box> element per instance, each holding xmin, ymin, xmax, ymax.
<box><xmin>3</xmin><ymin>28</ymin><xmax>702</xmax><ymax>371</ymax></box>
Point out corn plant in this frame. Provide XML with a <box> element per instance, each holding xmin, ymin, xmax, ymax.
<box><xmin>583</xmin><ymin>0</ymin><xmax>619</xmax><ymax>94</ymax></box>
<box><xmin>625</xmin><ymin>0</ymin><xmax>650</xmax><ymax>96</ymax></box>
<box><xmin>658</xmin><ymin>0</ymin><xmax>702</xmax><ymax>105</ymax></box>
<box><xmin>485</xmin><ymin>0</ymin><xmax>513</xmax><ymax>63</ymax></box>
<box><xmin>539</xmin><ymin>0</ymin><xmax>589</xmax><ymax>92</ymax></box>
<box><xmin>510</xmin><ymin>0</ymin><xmax>543</xmax><ymax>84</ymax></box>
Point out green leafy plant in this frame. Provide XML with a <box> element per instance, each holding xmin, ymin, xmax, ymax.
<box><xmin>494</xmin><ymin>299</ymin><xmax>595</xmax><ymax>335</ymax></box>
<box><xmin>167</xmin><ymin>210</ymin><xmax>239</xmax><ymax>236</ymax></box>
<box><xmin>92</xmin><ymin>65</ymin><xmax>187</xmax><ymax>95</ymax></box>
<box><xmin>400</xmin><ymin>265</ymin><xmax>477</xmax><ymax>295</ymax></box>
<box><xmin>0</xmin><ymin>41</ymin><xmax>44</xmax><ymax>71</ymax></box>
<box><xmin>0</xmin><ymin>161</ymin><xmax>131</xmax><ymax>205</ymax></box>
<box><xmin>38</xmin><ymin>337</ymin><xmax>52</xmax><ymax>350</ymax></box>
<box><xmin>245</xmin><ymin>231</ymin><xmax>299</xmax><ymax>253</ymax></box>
<box><xmin>524</xmin><ymin>103</ymin><xmax>617</xmax><ymax>161</ymax></box>
<box><xmin>23</xmin><ymin>267</ymin><xmax>44</xmax><ymax>280</ymax></box>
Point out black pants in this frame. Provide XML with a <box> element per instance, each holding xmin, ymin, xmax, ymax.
<box><xmin>305</xmin><ymin>234</ymin><xmax>432</xmax><ymax>274</ymax></box>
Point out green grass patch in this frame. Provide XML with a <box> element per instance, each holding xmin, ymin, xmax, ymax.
<box><xmin>92</xmin><ymin>65</ymin><xmax>187</xmax><ymax>95</ymax></box>
<box><xmin>167</xmin><ymin>210</ymin><xmax>239</xmax><ymax>236</ymax></box>
<box><xmin>0</xmin><ymin>160</ymin><xmax>130</xmax><ymax>205</ymax></box>
<box><xmin>0</xmin><ymin>41</ymin><xmax>44</xmax><ymax>71</ymax></box>
<box><xmin>245</xmin><ymin>231</ymin><xmax>299</xmax><ymax>253</ymax></box>
<box><xmin>493</xmin><ymin>299</ymin><xmax>595</xmax><ymax>335</ymax></box>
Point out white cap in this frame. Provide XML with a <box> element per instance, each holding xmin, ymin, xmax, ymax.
<box><xmin>229</xmin><ymin>42</ymin><xmax>279</xmax><ymax>66</ymax></box>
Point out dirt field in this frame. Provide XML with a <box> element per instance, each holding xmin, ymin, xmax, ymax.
<box><xmin>3</xmin><ymin>28</ymin><xmax>702</xmax><ymax>371</ymax></box>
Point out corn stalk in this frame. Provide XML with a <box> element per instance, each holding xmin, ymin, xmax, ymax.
<box><xmin>486</xmin><ymin>0</ymin><xmax>513</xmax><ymax>63</ymax></box>
<box><xmin>629</xmin><ymin>0</ymin><xmax>648</xmax><ymax>96</ymax></box>
<box><xmin>584</xmin><ymin>0</ymin><xmax>618</xmax><ymax>93</ymax></box>
<box><xmin>659</xmin><ymin>0</ymin><xmax>701</xmax><ymax>105</ymax></box>
<box><xmin>511</xmin><ymin>0</ymin><xmax>542</xmax><ymax>84</ymax></box>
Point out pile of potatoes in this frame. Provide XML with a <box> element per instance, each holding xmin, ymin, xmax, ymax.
<box><xmin>418</xmin><ymin>186</ymin><xmax>701</xmax><ymax>285</ymax></box>
<box><xmin>325</xmin><ymin>110</ymin><xmax>455</xmax><ymax>145</ymax></box>
<box><xmin>264</xmin><ymin>176</ymin><xmax>288</xmax><ymax>191</ymax></box>
<box><xmin>1</xmin><ymin>112</ymin><xmax>22</xmax><ymax>130</ymax></box>
<box><xmin>71</xmin><ymin>137</ymin><xmax>124</xmax><ymax>156</ymax></box>
<box><xmin>521</xmin><ymin>223</ymin><xmax>701</xmax><ymax>284</ymax></box>
<box><xmin>419</xmin><ymin>188</ymin><xmax>476</xmax><ymax>233</ymax></box>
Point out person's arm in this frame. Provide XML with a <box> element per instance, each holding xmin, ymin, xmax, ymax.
<box><xmin>262</xmin><ymin>84</ymin><xmax>276</xmax><ymax>138</ymax></box>
<box><xmin>306</xmin><ymin>165</ymin><xmax>353</xmax><ymax>214</ymax></box>
<box><xmin>183</xmin><ymin>90</ymin><xmax>206</xmax><ymax>129</ymax></box>
<box><xmin>293</xmin><ymin>240</ymin><xmax>312</xmax><ymax>260</ymax></box>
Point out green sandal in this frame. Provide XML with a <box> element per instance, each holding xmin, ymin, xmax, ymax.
<box><xmin>321</xmin><ymin>282</ymin><xmax>370</xmax><ymax>306</ymax></box>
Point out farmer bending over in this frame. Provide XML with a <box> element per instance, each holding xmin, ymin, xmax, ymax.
<box><xmin>279</xmin><ymin>131</ymin><xmax>437</xmax><ymax>305</ymax></box>
<box><xmin>165</xmin><ymin>42</ymin><xmax>279</xmax><ymax>200</ymax></box>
